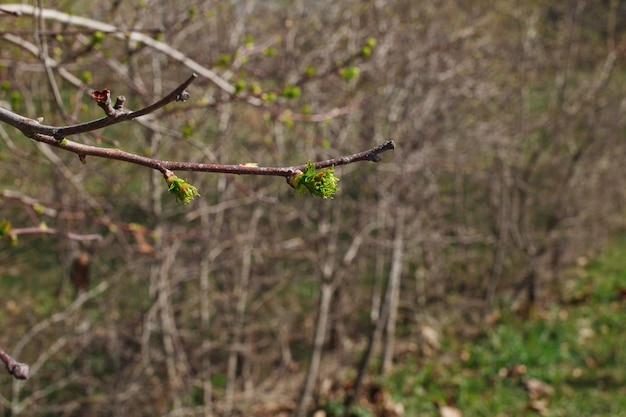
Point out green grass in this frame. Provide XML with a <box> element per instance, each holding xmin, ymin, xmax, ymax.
<box><xmin>388</xmin><ymin>239</ymin><xmax>626</xmax><ymax>417</ymax></box>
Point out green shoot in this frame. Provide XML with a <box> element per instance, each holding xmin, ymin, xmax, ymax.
<box><xmin>289</xmin><ymin>162</ymin><xmax>339</xmax><ymax>199</ymax></box>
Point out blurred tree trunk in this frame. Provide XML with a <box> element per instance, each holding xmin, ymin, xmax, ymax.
<box><xmin>295</xmin><ymin>203</ymin><xmax>341</xmax><ymax>417</ymax></box>
<box><xmin>224</xmin><ymin>207</ymin><xmax>263</xmax><ymax>416</ymax></box>
<box><xmin>295</xmin><ymin>281</ymin><xmax>334</xmax><ymax>417</ymax></box>
<box><xmin>381</xmin><ymin>206</ymin><xmax>405</xmax><ymax>375</ymax></box>
<box><xmin>198</xmin><ymin>199</ymin><xmax>215</xmax><ymax>417</ymax></box>
<box><xmin>344</xmin><ymin>205</ymin><xmax>405</xmax><ymax>413</ymax></box>
<box><xmin>158</xmin><ymin>240</ymin><xmax>189</xmax><ymax>410</ymax></box>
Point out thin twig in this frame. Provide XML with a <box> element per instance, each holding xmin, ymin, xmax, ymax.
<box><xmin>0</xmin><ymin>70</ymin><xmax>394</xmax><ymax>178</ymax></box>
<box><xmin>0</xmin><ymin>73</ymin><xmax>198</xmax><ymax>139</ymax></box>
<box><xmin>27</xmin><ymin>130</ymin><xmax>395</xmax><ymax>179</ymax></box>
<box><xmin>9</xmin><ymin>226</ymin><xmax>103</xmax><ymax>242</ymax></box>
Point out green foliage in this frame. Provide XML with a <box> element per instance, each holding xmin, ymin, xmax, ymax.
<box><xmin>248</xmin><ymin>81</ymin><xmax>262</xmax><ymax>95</ymax></box>
<box><xmin>166</xmin><ymin>175</ymin><xmax>200</xmax><ymax>204</ymax></box>
<box><xmin>234</xmin><ymin>80</ymin><xmax>246</xmax><ymax>94</ymax></box>
<box><xmin>339</xmin><ymin>66</ymin><xmax>360</xmax><ymax>81</ymax></box>
<box><xmin>217</xmin><ymin>53</ymin><xmax>232</xmax><ymax>67</ymax></box>
<box><xmin>349</xmin><ymin>405</ymin><xmax>375</xmax><ymax>417</ymax></box>
<box><xmin>388</xmin><ymin>239</ymin><xmax>626</xmax><ymax>416</ymax></box>
<box><xmin>244</xmin><ymin>35</ymin><xmax>255</xmax><ymax>49</ymax></box>
<box><xmin>280</xmin><ymin>85</ymin><xmax>301</xmax><ymax>99</ymax></box>
<box><xmin>10</xmin><ymin>90</ymin><xmax>22</xmax><ymax>111</ymax></box>
<box><xmin>289</xmin><ymin>162</ymin><xmax>339</xmax><ymax>199</ymax></box>
<box><xmin>323</xmin><ymin>400</ymin><xmax>345</xmax><ymax>416</ymax></box>
<box><xmin>360</xmin><ymin>37</ymin><xmax>377</xmax><ymax>57</ymax></box>
<box><xmin>90</xmin><ymin>31</ymin><xmax>105</xmax><ymax>49</ymax></box>
<box><xmin>81</xmin><ymin>70</ymin><xmax>93</xmax><ymax>84</ymax></box>
<box><xmin>181</xmin><ymin>121</ymin><xmax>194</xmax><ymax>138</ymax></box>
<box><xmin>261</xmin><ymin>91</ymin><xmax>277</xmax><ymax>102</ymax></box>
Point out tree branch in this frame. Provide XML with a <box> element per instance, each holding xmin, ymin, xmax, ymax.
<box><xmin>0</xmin><ymin>72</ymin><xmax>394</xmax><ymax>181</ymax></box>
<box><xmin>0</xmin><ymin>63</ymin><xmax>394</xmax><ymax>201</ymax></box>
<box><xmin>0</xmin><ymin>347</ymin><xmax>29</xmax><ymax>380</ymax></box>
<box><xmin>9</xmin><ymin>226</ymin><xmax>103</xmax><ymax>242</ymax></box>
<box><xmin>0</xmin><ymin>5</ymin><xmax>395</xmax><ymax>200</ymax></box>
<box><xmin>0</xmin><ymin>73</ymin><xmax>198</xmax><ymax>139</ymax></box>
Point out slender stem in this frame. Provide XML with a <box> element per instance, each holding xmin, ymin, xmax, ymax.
<box><xmin>0</xmin><ymin>73</ymin><xmax>198</xmax><ymax>138</ymax></box>
<box><xmin>0</xmin><ymin>70</ymin><xmax>394</xmax><ymax>180</ymax></box>
<box><xmin>27</xmin><ymin>131</ymin><xmax>394</xmax><ymax>179</ymax></box>
<box><xmin>9</xmin><ymin>226</ymin><xmax>103</xmax><ymax>242</ymax></box>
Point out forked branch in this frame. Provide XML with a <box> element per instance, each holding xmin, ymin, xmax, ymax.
<box><xmin>0</xmin><ymin>74</ymin><xmax>394</xmax><ymax>201</ymax></box>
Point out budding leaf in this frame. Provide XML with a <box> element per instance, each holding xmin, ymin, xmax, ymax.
<box><xmin>166</xmin><ymin>175</ymin><xmax>200</xmax><ymax>204</ymax></box>
<box><xmin>234</xmin><ymin>80</ymin><xmax>246</xmax><ymax>94</ymax></box>
<box><xmin>289</xmin><ymin>162</ymin><xmax>339</xmax><ymax>199</ymax></box>
<box><xmin>280</xmin><ymin>85</ymin><xmax>301</xmax><ymax>99</ymax></box>
<box><xmin>305</xmin><ymin>66</ymin><xmax>316</xmax><ymax>77</ymax></box>
<box><xmin>339</xmin><ymin>67</ymin><xmax>360</xmax><ymax>81</ymax></box>
<box><xmin>365</xmin><ymin>37</ymin><xmax>377</xmax><ymax>48</ymax></box>
<box><xmin>90</xmin><ymin>31</ymin><xmax>105</xmax><ymax>49</ymax></box>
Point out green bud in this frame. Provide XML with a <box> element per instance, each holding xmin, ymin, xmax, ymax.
<box><xmin>248</xmin><ymin>82</ymin><xmax>262</xmax><ymax>95</ymax></box>
<box><xmin>261</xmin><ymin>92</ymin><xmax>277</xmax><ymax>102</ymax></box>
<box><xmin>217</xmin><ymin>54</ymin><xmax>231</xmax><ymax>67</ymax></box>
<box><xmin>234</xmin><ymin>80</ymin><xmax>246</xmax><ymax>94</ymax></box>
<box><xmin>280</xmin><ymin>85</ymin><xmax>301</xmax><ymax>99</ymax></box>
<box><xmin>339</xmin><ymin>67</ymin><xmax>360</xmax><ymax>81</ymax></box>
<box><xmin>181</xmin><ymin>122</ymin><xmax>194</xmax><ymax>139</ymax></box>
<box><xmin>305</xmin><ymin>66</ymin><xmax>316</xmax><ymax>77</ymax></box>
<box><xmin>289</xmin><ymin>162</ymin><xmax>339</xmax><ymax>199</ymax></box>
<box><xmin>81</xmin><ymin>71</ymin><xmax>93</xmax><ymax>84</ymax></box>
<box><xmin>166</xmin><ymin>175</ymin><xmax>200</xmax><ymax>204</ymax></box>
<box><xmin>361</xmin><ymin>38</ymin><xmax>376</xmax><ymax>57</ymax></box>
<box><xmin>244</xmin><ymin>35</ymin><xmax>255</xmax><ymax>49</ymax></box>
<box><xmin>91</xmin><ymin>31</ymin><xmax>105</xmax><ymax>48</ymax></box>
<box><xmin>301</xmin><ymin>104</ymin><xmax>312</xmax><ymax>115</ymax></box>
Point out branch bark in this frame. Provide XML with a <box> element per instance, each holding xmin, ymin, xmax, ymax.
<box><xmin>0</xmin><ymin>347</ymin><xmax>29</xmax><ymax>380</ymax></box>
<box><xmin>0</xmin><ymin>72</ymin><xmax>394</xmax><ymax>188</ymax></box>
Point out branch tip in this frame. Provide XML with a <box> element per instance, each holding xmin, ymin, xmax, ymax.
<box><xmin>91</xmin><ymin>89</ymin><xmax>110</xmax><ymax>104</ymax></box>
<box><xmin>113</xmin><ymin>96</ymin><xmax>126</xmax><ymax>110</ymax></box>
<box><xmin>0</xmin><ymin>348</ymin><xmax>29</xmax><ymax>380</ymax></box>
<box><xmin>0</xmin><ymin>7</ymin><xmax>20</xmax><ymax>16</ymax></box>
